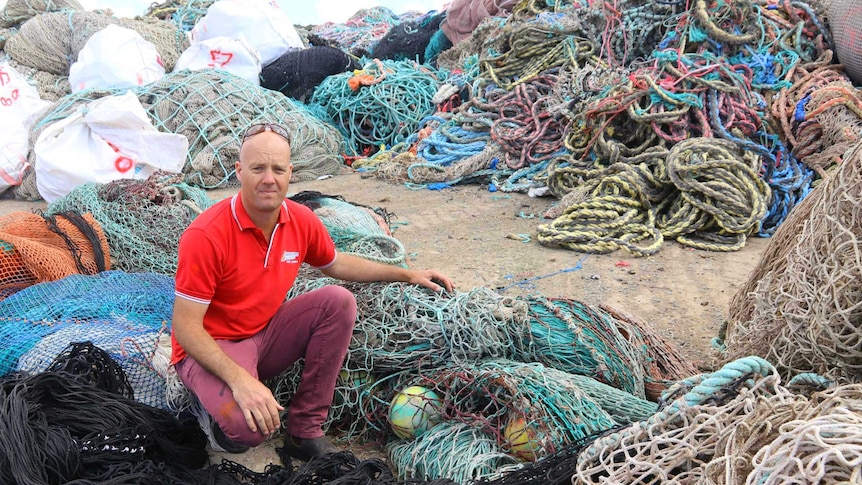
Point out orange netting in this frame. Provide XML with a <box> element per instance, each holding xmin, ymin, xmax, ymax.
<box><xmin>0</xmin><ymin>211</ymin><xmax>110</xmax><ymax>299</ymax></box>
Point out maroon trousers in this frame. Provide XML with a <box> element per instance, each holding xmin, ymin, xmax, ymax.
<box><xmin>175</xmin><ymin>285</ymin><xmax>357</xmax><ymax>446</ymax></box>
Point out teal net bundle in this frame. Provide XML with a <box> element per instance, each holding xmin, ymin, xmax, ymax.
<box><xmin>523</xmin><ymin>296</ymin><xmax>649</xmax><ymax>399</ymax></box>
<box><xmin>289</xmin><ymin>191</ymin><xmax>407</xmax><ymax>267</ymax></box>
<box><xmin>381</xmin><ymin>358</ymin><xmax>651</xmax><ymax>478</ymax></box>
<box><xmin>0</xmin><ymin>270</ymin><xmax>175</xmax><ymax>410</ymax></box>
<box><xmin>387</xmin><ymin>422</ymin><xmax>517</xmax><ymax>483</ymax></box>
<box><xmin>571</xmin><ymin>356</ymin><xmax>862</xmax><ymax>485</ymax></box>
<box><xmin>287</xmin><ymin>272</ymin><xmax>529</xmax><ymax>374</ymax></box>
<box><xmin>310</xmin><ymin>58</ymin><xmax>443</xmax><ymax>155</ymax></box>
<box><xmin>721</xmin><ymin>138</ymin><xmax>862</xmax><ymax>384</ymax></box>
<box><xmin>15</xmin><ymin>69</ymin><xmax>346</xmax><ymax>200</ymax></box>
<box><xmin>46</xmin><ymin>174</ymin><xmax>215</xmax><ymax>274</ymax></box>
<box><xmin>4</xmin><ymin>10</ymin><xmax>188</xmax><ymax>75</ymax></box>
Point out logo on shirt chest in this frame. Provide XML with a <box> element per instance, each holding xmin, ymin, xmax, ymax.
<box><xmin>281</xmin><ymin>251</ymin><xmax>300</xmax><ymax>264</ymax></box>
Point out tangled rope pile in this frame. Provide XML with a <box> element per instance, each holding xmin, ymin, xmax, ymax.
<box><xmin>720</xmin><ymin>138</ymin><xmax>862</xmax><ymax>383</ymax></box>
<box><xmin>363</xmin><ymin>0</ymin><xmax>855</xmax><ymax>257</ymax></box>
<box><xmin>310</xmin><ymin>58</ymin><xmax>443</xmax><ymax>155</ymax></box>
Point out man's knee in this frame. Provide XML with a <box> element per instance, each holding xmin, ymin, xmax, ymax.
<box><xmin>321</xmin><ymin>285</ymin><xmax>357</xmax><ymax>323</ymax></box>
<box><xmin>218</xmin><ymin>413</ymin><xmax>269</xmax><ymax>448</ymax></box>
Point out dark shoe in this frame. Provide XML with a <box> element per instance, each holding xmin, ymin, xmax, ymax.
<box><xmin>282</xmin><ymin>434</ymin><xmax>340</xmax><ymax>461</ymax></box>
<box><xmin>211</xmin><ymin>421</ymin><xmax>250</xmax><ymax>454</ymax></box>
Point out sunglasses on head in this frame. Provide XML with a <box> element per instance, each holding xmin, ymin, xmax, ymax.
<box><xmin>241</xmin><ymin>123</ymin><xmax>292</xmax><ymax>145</ymax></box>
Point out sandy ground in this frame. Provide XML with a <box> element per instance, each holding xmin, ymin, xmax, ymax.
<box><xmin>0</xmin><ymin>169</ymin><xmax>769</xmax><ymax>471</ymax></box>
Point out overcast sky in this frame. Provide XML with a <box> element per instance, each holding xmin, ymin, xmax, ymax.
<box><xmin>0</xmin><ymin>0</ymin><xmax>449</xmax><ymax>25</ymax></box>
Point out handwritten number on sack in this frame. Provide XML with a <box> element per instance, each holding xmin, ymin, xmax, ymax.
<box><xmin>208</xmin><ymin>50</ymin><xmax>234</xmax><ymax>68</ymax></box>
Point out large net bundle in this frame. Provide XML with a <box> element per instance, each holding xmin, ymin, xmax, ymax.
<box><xmin>0</xmin><ymin>211</ymin><xmax>109</xmax><ymax>300</ymax></box>
<box><xmin>0</xmin><ymin>350</ymin><xmax>209</xmax><ymax>484</ymax></box>
<box><xmin>719</xmin><ymin>139</ymin><xmax>862</xmax><ymax>383</ymax></box>
<box><xmin>4</xmin><ymin>56</ymin><xmax>71</xmax><ymax>101</ymax></box>
<box><xmin>573</xmin><ymin>357</ymin><xmax>786</xmax><ymax>484</ymax></box>
<box><xmin>310</xmin><ymin>58</ymin><xmax>442</xmax><ymax>155</ymax></box>
<box><xmin>0</xmin><ymin>271</ymin><xmax>175</xmax><ymax>408</ymax></box>
<box><xmin>46</xmin><ymin>175</ymin><xmax>214</xmax><ymax>274</ymax></box>
<box><xmin>0</xmin><ymin>0</ymin><xmax>83</xmax><ymax>28</ymax></box>
<box><xmin>523</xmin><ymin>296</ymin><xmax>649</xmax><ymax>399</ymax></box>
<box><xmin>399</xmin><ymin>359</ymin><xmax>620</xmax><ymax>463</ymax></box>
<box><xmin>829</xmin><ymin>0</ymin><xmax>862</xmax><ymax>85</ymax></box>
<box><xmin>387</xmin><ymin>422</ymin><xmax>517</xmax><ymax>483</ymax></box>
<box><xmin>741</xmin><ymin>383</ymin><xmax>862</xmax><ymax>484</ymax></box>
<box><xmin>287</xmin><ymin>272</ymin><xmax>529</xmax><ymax>374</ymax></box>
<box><xmin>15</xmin><ymin>69</ymin><xmax>346</xmax><ymax>199</ymax></box>
<box><xmin>600</xmin><ymin>304</ymin><xmax>699</xmax><ymax>401</ymax></box>
<box><xmin>289</xmin><ymin>191</ymin><xmax>406</xmax><ymax>267</ymax></box>
<box><xmin>4</xmin><ymin>11</ymin><xmax>188</xmax><ymax>75</ymax></box>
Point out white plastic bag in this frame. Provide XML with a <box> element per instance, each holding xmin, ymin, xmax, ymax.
<box><xmin>0</xmin><ymin>62</ymin><xmax>50</xmax><ymax>193</ymax></box>
<box><xmin>174</xmin><ymin>36</ymin><xmax>262</xmax><ymax>85</ymax></box>
<box><xmin>34</xmin><ymin>91</ymin><xmax>189</xmax><ymax>203</ymax></box>
<box><xmin>191</xmin><ymin>0</ymin><xmax>304</xmax><ymax>66</ymax></box>
<box><xmin>69</xmin><ymin>24</ymin><xmax>165</xmax><ymax>93</ymax></box>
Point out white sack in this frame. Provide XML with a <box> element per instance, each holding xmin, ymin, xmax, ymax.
<box><xmin>69</xmin><ymin>24</ymin><xmax>165</xmax><ymax>93</ymax></box>
<box><xmin>174</xmin><ymin>35</ymin><xmax>262</xmax><ymax>85</ymax></box>
<box><xmin>190</xmin><ymin>0</ymin><xmax>304</xmax><ymax>66</ymax></box>
<box><xmin>0</xmin><ymin>62</ymin><xmax>51</xmax><ymax>192</ymax></box>
<box><xmin>35</xmin><ymin>91</ymin><xmax>189</xmax><ymax>203</ymax></box>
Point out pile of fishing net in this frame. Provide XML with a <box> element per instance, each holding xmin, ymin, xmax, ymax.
<box><xmin>0</xmin><ymin>270</ymin><xmax>175</xmax><ymax>410</ymax></box>
<box><xmin>719</xmin><ymin>138</ymin><xmax>862</xmax><ymax>384</ymax></box>
<box><xmin>272</xmin><ymin>272</ymin><xmax>695</xmax><ymax>465</ymax></box>
<box><xmin>569</xmin><ymin>357</ymin><xmax>861</xmax><ymax>484</ymax></box>
<box><xmin>14</xmin><ymin>69</ymin><xmax>346</xmax><ymax>200</ymax></box>
<box><xmin>0</xmin><ymin>0</ymin><xmax>84</xmax><ymax>28</ymax></box>
<box><xmin>290</xmin><ymin>191</ymin><xmax>407</xmax><ymax>267</ymax></box>
<box><xmin>47</xmin><ymin>173</ymin><xmax>215</xmax><ymax>274</ymax></box>
<box><xmin>0</xmin><ymin>342</ymin><xmax>211</xmax><ymax>484</ymax></box>
<box><xmin>0</xmin><ymin>209</ymin><xmax>109</xmax><ymax>299</ymax></box>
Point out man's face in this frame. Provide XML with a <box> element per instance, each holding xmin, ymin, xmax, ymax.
<box><xmin>236</xmin><ymin>131</ymin><xmax>293</xmax><ymax>215</ymax></box>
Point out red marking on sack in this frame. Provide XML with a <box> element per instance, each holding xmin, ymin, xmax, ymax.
<box><xmin>0</xmin><ymin>68</ymin><xmax>10</xmax><ymax>86</ymax></box>
<box><xmin>115</xmin><ymin>156</ymin><xmax>134</xmax><ymax>173</ymax></box>
<box><xmin>208</xmin><ymin>50</ymin><xmax>234</xmax><ymax>67</ymax></box>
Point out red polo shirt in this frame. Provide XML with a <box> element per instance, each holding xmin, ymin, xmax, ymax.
<box><xmin>171</xmin><ymin>194</ymin><xmax>336</xmax><ymax>364</ymax></box>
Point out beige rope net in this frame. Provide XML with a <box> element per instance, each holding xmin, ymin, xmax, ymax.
<box><xmin>4</xmin><ymin>11</ymin><xmax>188</xmax><ymax>75</ymax></box>
<box><xmin>0</xmin><ymin>0</ymin><xmax>83</xmax><ymax>28</ymax></box>
<box><xmin>721</xmin><ymin>138</ymin><xmax>862</xmax><ymax>384</ymax></box>
<box><xmin>572</xmin><ymin>356</ymin><xmax>862</xmax><ymax>484</ymax></box>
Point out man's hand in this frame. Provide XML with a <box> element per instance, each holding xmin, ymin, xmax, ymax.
<box><xmin>407</xmin><ymin>269</ymin><xmax>454</xmax><ymax>294</ymax></box>
<box><xmin>230</xmin><ymin>371</ymin><xmax>284</xmax><ymax>436</ymax></box>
